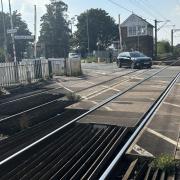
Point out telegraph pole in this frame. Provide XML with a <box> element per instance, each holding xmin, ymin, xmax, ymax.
<box><xmin>8</xmin><ymin>0</ymin><xmax>17</xmax><ymax>62</ymax></box>
<box><xmin>118</xmin><ymin>14</ymin><xmax>122</xmax><ymax>52</ymax></box>
<box><xmin>86</xmin><ymin>10</ymin><xmax>90</xmax><ymax>56</ymax></box>
<box><xmin>154</xmin><ymin>19</ymin><xmax>157</xmax><ymax>60</ymax></box>
<box><xmin>171</xmin><ymin>29</ymin><xmax>174</xmax><ymax>54</ymax></box>
<box><xmin>34</xmin><ymin>5</ymin><xmax>37</xmax><ymax>59</ymax></box>
<box><xmin>171</xmin><ymin>28</ymin><xmax>180</xmax><ymax>54</ymax></box>
<box><xmin>1</xmin><ymin>0</ymin><xmax>8</xmax><ymax>62</ymax></box>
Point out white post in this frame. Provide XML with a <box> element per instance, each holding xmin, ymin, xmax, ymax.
<box><xmin>118</xmin><ymin>14</ymin><xmax>123</xmax><ymax>52</ymax></box>
<box><xmin>34</xmin><ymin>5</ymin><xmax>37</xmax><ymax>59</ymax></box>
<box><xmin>8</xmin><ymin>0</ymin><xmax>16</xmax><ymax>62</ymax></box>
<box><xmin>1</xmin><ymin>0</ymin><xmax>8</xmax><ymax>62</ymax></box>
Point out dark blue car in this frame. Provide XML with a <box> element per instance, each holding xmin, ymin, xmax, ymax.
<box><xmin>117</xmin><ymin>51</ymin><xmax>152</xmax><ymax>69</ymax></box>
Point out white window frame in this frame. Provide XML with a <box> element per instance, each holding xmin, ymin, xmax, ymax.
<box><xmin>128</xmin><ymin>25</ymin><xmax>147</xmax><ymax>37</ymax></box>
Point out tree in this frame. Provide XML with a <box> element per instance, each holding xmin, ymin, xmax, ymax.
<box><xmin>0</xmin><ymin>48</ymin><xmax>5</xmax><ymax>62</ymax></box>
<box><xmin>75</xmin><ymin>8</ymin><xmax>118</xmax><ymax>55</ymax></box>
<box><xmin>157</xmin><ymin>40</ymin><xmax>171</xmax><ymax>54</ymax></box>
<box><xmin>39</xmin><ymin>0</ymin><xmax>70</xmax><ymax>58</ymax></box>
<box><xmin>0</xmin><ymin>11</ymin><xmax>31</xmax><ymax>61</ymax></box>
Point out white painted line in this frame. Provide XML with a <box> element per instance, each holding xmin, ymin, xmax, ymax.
<box><xmin>90</xmin><ymin>101</ymin><xmax>112</xmax><ymax>111</ymax></box>
<box><xmin>146</xmin><ymin>128</ymin><xmax>180</xmax><ymax>148</ymax></box>
<box><xmin>163</xmin><ymin>102</ymin><xmax>180</xmax><ymax>108</ymax></box>
<box><xmin>133</xmin><ymin>144</ymin><xmax>154</xmax><ymax>157</ymax></box>
<box><xmin>104</xmin><ymin>106</ymin><xmax>113</xmax><ymax>111</ymax></box>
<box><xmin>90</xmin><ymin>100</ymin><xmax>98</xmax><ymax>105</ymax></box>
<box><xmin>85</xmin><ymin>80</ymin><xmax>96</xmax><ymax>85</ymax></box>
<box><xmin>56</xmin><ymin>82</ymin><xmax>74</xmax><ymax>93</ymax></box>
<box><xmin>81</xmin><ymin>70</ymin><xmax>149</xmax><ymax>100</ymax></box>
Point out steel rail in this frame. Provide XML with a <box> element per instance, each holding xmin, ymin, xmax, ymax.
<box><xmin>0</xmin><ymin>70</ymin><xmax>143</xmax><ymax>123</ymax></box>
<box><xmin>0</xmin><ymin>85</ymin><xmax>63</xmax><ymax>106</ymax></box>
<box><xmin>0</xmin><ymin>69</ymin><xmax>137</xmax><ymax>106</ymax></box>
<box><xmin>99</xmin><ymin>72</ymin><xmax>180</xmax><ymax>180</ymax></box>
<box><xmin>0</xmin><ymin>64</ymin><xmax>172</xmax><ymax>166</ymax></box>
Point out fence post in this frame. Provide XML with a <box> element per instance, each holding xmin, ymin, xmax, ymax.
<box><xmin>64</xmin><ymin>58</ymin><xmax>67</xmax><ymax>76</ymax></box>
<box><xmin>26</xmin><ymin>63</ymin><xmax>31</xmax><ymax>84</ymax></box>
<box><xmin>34</xmin><ymin>60</ymin><xmax>42</xmax><ymax>79</ymax></box>
<box><xmin>14</xmin><ymin>62</ymin><xmax>19</xmax><ymax>83</ymax></box>
<box><xmin>48</xmin><ymin>60</ymin><xmax>53</xmax><ymax>78</ymax></box>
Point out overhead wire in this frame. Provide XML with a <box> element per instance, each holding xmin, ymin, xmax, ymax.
<box><xmin>107</xmin><ymin>0</ymin><xmax>153</xmax><ymax>21</ymax></box>
<box><xmin>140</xmin><ymin>0</ymin><xmax>167</xmax><ymax>21</ymax></box>
<box><xmin>107</xmin><ymin>0</ymin><xmax>174</xmax><ymax>42</ymax></box>
<box><xmin>129</xmin><ymin>0</ymin><xmax>157</xmax><ymax>20</ymax></box>
<box><xmin>107</xmin><ymin>0</ymin><xmax>132</xmax><ymax>13</ymax></box>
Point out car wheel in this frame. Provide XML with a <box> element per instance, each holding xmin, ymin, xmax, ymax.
<box><xmin>139</xmin><ymin>64</ymin><xmax>143</xmax><ymax>69</ymax></box>
<box><xmin>117</xmin><ymin>61</ymin><xmax>122</xmax><ymax>68</ymax></box>
<box><xmin>131</xmin><ymin>62</ymin><xmax>135</xmax><ymax>69</ymax></box>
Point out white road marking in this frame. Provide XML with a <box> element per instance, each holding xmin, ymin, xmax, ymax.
<box><xmin>57</xmin><ymin>83</ymin><xmax>74</xmax><ymax>93</ymax></box>
<box><xmin>163</xmin><ymin>102</ymin><xmax>180</xmax><ymax>108</ymax></box>
<box><xmin>104</xmin><ymin>106</ymin><xmax>113</xmax><ymax>111</ymax></box>
<box><xmin>90</xmin><ymin>101</ymin><xmax>98</xmax><ymax>105</ymax></box>
<box><xmin>81</xmin><ymin>70</ymin><xmax>149</xmax><ymax>100</ymax></box>
<box><xmin>90</xmin><ymin>101</ymin><xmax>113</xmax><ymax>111</ymax></box>
<box><xmin>85</xmin><ymin>80</ymin><xmax>96</xmax><ymax>85</ymax></box>
<box><xmin>146</xmin><ymin>128</ymin><xmax>180</xmax><ymax>148</ymax></box>
<box><xmin>133</xmin><ymin>144</ymin><xmax>154</xmax><ymax>157</ymax></box>
<box><xmin>147</xmin><ymin>97</ymin><xmax>155</xmax><ymax>101</ymax></box>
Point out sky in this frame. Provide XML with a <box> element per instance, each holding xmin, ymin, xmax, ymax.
<box><xmin>1</xmin><ymin>0</ymin><xmax>180</xmax><ymax>45</ymax></box>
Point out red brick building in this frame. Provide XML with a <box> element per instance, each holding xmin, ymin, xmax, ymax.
<box><xmin>120</xmin><ymin>14</ymin><xmax>154</xmax><ymax>57</ymax></box>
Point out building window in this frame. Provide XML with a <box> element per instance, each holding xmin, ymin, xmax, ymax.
<box><xmin>128</xmin><ymin>26</ymin><xmax>137</xmax><ymax>36</ymax></box>
<box><xmin>147</xmin><ymin>27</ymin><xmax>153</xmax><ymax>36</ymax></box>
<box><xmin>137</xmin><ymin>26</ymin><xmax>146</xmax><ymax>35</ymax></box>
<box><xmin>128</xmin><ymin>26</ymin><xmax>147</xmax><ymax>37</ymax></box>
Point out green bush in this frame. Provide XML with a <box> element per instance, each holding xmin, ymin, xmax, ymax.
<box><xmin>151</xmin><ymin>154</ymin><xmax>178</xmax><ymax>174</ymax></box>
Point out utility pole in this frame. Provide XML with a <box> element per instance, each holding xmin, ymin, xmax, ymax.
<box><xmin>171</xmin><ymin>29</ymin><xmax>174</xmax><ymax>54</ymax></box>
<box><xmin>154</xmin><ymin>19</ymin><xmax>170</xmax><ymax>60</ymax></box>
<box><xmin>86</xmin><ymin>10</ymin><xmax>90</xmax><ymax>56</ymax></box>
<box><xmin>34</xmin><ymin>5</ymin><xmax>37</xmax><ymax>59</ymax></box>
<box><xmin>8</xmin><ymin>0</ymin><xmax>16</xmax><ymax>62</ymax></box>
<box><xmin>154</xmin><ymin>19</ymin><xmax>157</xmax><ymax>60</ymax></box>
<box><xmin>171</xmin><ymin>28</ymin><xmax>180</xmax><ymax>54</ymax></box>
<box><xmin>1</xmin><ymin>0</ymin><xmax>8</xmax><ymax>62</ymax></box>
<box><xmin>118</xmin><ymin>14</ymin><xmax>122</xmax><ymax>52</ymax></box>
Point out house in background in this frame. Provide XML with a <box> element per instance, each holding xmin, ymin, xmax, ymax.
<box><xmin>120</xmin><ymin>14</ymin><xmax>154</xmax><ymax>57</ymax></box>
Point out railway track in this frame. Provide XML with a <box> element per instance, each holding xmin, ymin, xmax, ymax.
<box><xmin>0</xmin><ymin>69</ymin><xmax>149</xmax><ymax>158</ymax></box>
<box><xmin>0</xmin><ymin>69</ymin><xmax>147</xmax><ymax>135</ymax></box>
<box><xmin>0</xmin><ymin>65</ymin><xmax>179</xmax><ymax>179</ymax></box>
<box><xmin>0</xmin><ymin>68</ymin><xmax>134</xmax><ymax>106</ymax></box>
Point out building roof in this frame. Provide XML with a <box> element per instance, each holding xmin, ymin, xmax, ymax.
<box><xmin>121</xmin><ymin>13</ymin><xmax>154</xmax><ymax>28</ymax></box>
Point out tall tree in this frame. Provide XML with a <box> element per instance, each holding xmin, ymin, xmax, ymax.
<box><xmin>39</xmin><ymin>0</ymin><xmax>70</xmax><ymax>58</ymax></box>
<box><xmin>75</xmin><ymin>8</ymin><xmax>118</xmax><ymax>55</ymax></box>
<box><xmin>157</xmin><ymin>40</ymin><xmax>171</xmax><ymax>54</ymax></box>
<box><xmin>0</xmin><ymin>11</ymin><xmax>31</xmax><ymax>61</ymax></box>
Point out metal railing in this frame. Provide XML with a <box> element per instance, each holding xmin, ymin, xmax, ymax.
<box><xmin>0</xmin><ymin>59</ymin><xmax>66</xmax><ymax>87</ymax></box>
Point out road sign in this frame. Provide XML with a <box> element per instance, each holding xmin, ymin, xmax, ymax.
<box><xmin>7</xmin><ymin>29</ymin><xmax>17</xmax><ymax>34</ymax></box>
<box><xmin>14</xmin><ymin>35</ymin><xmax>35</xmax><ymax>40</ymax></box>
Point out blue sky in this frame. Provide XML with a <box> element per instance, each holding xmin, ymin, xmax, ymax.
<box><xmin>2</xmin><ymin>0</ymin><xmax>180</xmax><ymax>45</ymax></box>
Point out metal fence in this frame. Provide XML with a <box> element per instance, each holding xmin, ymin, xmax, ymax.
<box><xmin>0</xmin><ymin>58</ymin><xmax>81</xmax><ymax>88</ymax></box>
<box><xmin>0</xmin><ymin>60</ymin><xmax>63</xmax><ymax>87</ymax></box>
